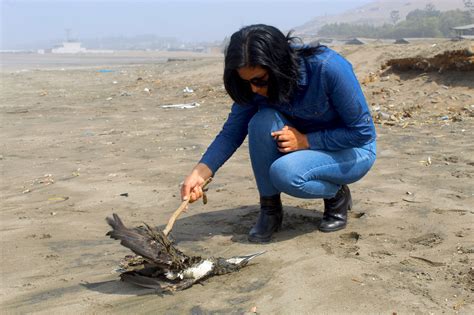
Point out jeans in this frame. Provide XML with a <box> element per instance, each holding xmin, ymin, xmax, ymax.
<box><xmin>248</xmin><ymin>108</ymin><xmax>376</xmax><ymax>199</ymax></box>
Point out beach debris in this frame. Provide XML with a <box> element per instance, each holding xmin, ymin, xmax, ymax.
<box><xmin>351</xmin><ymin>277</ymin><xmax>365</xmax><ymax>285</ymax></box>
<box><xmin>113</xmin><ymin>81</ymin><xmax>118</xmax><ymax>84</ymax></box>
<box><xmin>48</xmin><ymin>196</ymin><xmax>69</xmax><ymax>202</ymax></box>
<box><xmin>183</xmin><ymin>86</ymin><xmax>194</xmax><ymax>93</ymax></box>
<box><xmin>106</xmin><ymin>97</ymin><xmax>113</xmax><ymax>101</ymax></box>
<box><xmin>453</xmin><ymin>299</ymin><xmax>466</xmax><ymax>311</ymax></box>
<box><xmin>361</xmin><ymin>72</ymin><xmax>379</xmax><ymax>85</ymax></box>
<box><xmin>376</xmin><ymin>111</ymin><xmax>391</xmax><ymax>121</ymax></box>
<box><xmin>105</xmin><ymin>214</ymin><xmax>265</xmax><ymax>292</ymax></box>
<box><xmin>6</xmin><ymin>109</ymin><xmax>29</xmax><ymax>114</ymax></box>
<box><xmin>38</xmin><ymin>174</ymin><xmax>55</xmax><ymax>185</ymax></box>
<box><xmin>21</xmin><ymin>174</ymin><xmax>57</xmax><ymax>193</ymax></box>
<box><xmin>456</xmin><ymin>246</ymin><xmax>474</xmax><ymax>254</ymax></box>
<box><xmin>161</xmin><ymin>102</ymin><xmax>200</xmax><ymax>109</ymax></box>
<box><xmin>409</xmin><ymin>255</ymin><xmax>445</xmax><ymax>267</ymax></box>
<box><xmin>402</xmin><ymin>195</ymin><xmax>431</xmax><ymax>203</ymax></box>
<box><xmin>143</xmin><ymin>88</ymin><xmax>151</xmax><ymax>94</ymax></box>
<box><xmin>419</xmin><ymin>156</ymin><xmax>432</xmax><ymax>166</ymax></box>
<box><xmin>454</xmin><ymin>230</ymin><xmax>468</xmax><ymax>238</ymax></box>
<box><xmin>119</xmin><ymin>193</ymin><xmax>129</xmax><ymax>197</ymax></box>
<box><xmin>120</xmin><ymin>91</ymin><xmax>131</xmax><ymax>96</ymax></box>
<box><xmin>97</xmin><ymin>69</ymin><xmax>114</xmax><ymax>73</ymax></box>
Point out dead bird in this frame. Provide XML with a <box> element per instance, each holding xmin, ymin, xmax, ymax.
<box><xmin>106</xmin><ymin>213</ymin><xmax>265</xmax><ymax>292</ymax></box>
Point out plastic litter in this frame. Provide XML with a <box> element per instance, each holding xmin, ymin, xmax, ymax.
<box><xmin>161</xmin><ymin>102</ymin><xmax>200</xmax><ymax>109</ymax></box>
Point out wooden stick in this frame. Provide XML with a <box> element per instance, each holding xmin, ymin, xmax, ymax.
<box><xmin>163</xmin><ymin>177</ymin><xmax>212</xmax><ymax>236</ymax></box>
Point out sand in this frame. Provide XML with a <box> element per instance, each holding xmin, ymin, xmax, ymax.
<box><xmin>1</xmin><ymin>42</ymin><xmax>473</xmax><ymax>314</ymax></box>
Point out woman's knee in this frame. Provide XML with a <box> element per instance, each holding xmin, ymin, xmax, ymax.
<box><xmin>248</xmin><ymin>108</ymin><xmax>285</xmax><ymax>137</ymax></box>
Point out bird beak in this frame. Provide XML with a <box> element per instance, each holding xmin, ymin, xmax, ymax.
<box><xmin>226</xmin><ymin>250</ymin><xmax>267</xmax><ymax>266</ymax></box>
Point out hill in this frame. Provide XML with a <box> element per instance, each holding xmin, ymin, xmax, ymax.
<box><xmin>294</xmin><ymin>0</ymin><xmax>468</xmax><ymax>35</ymax></box>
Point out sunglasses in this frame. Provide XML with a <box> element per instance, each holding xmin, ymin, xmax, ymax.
<box><xmin>246</xmin><ymin>74</ymin><xmax>269</xmax><ymax>87</ymax></box>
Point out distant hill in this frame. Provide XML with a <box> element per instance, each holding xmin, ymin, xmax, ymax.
<box><xmin>294</xmin><ymin>0</ymin><xmax>468</xmax><ymax>35</ymax></box>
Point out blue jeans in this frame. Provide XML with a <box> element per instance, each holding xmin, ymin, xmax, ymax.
<box><xmin>248</xmin><ymin>108</ymin><xmax>376</xmax><ymax>198</ymax></box>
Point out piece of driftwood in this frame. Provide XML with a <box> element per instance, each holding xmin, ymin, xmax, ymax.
<box><xmin>163</xmin><ymin>177</ymin><xmax>212</xmax><ymax>236</ymax></box>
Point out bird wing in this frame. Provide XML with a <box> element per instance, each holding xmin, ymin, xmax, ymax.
<box><xmin>121</xmin><ymin>271</ymin><xmax>196</xmax><ymax>292</ymax></box>
<box><xmin>106</xmin><ymin>213</ymin><xmax>193</xmax><ymax>270</ymax></box>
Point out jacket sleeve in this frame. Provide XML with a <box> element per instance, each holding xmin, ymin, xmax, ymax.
<box><xmin>199</xmin><ymin>103</ymin><xmax>258</xmax><ymax>174</ymax></box>
<box><xmin>306</xmin><ymin>55</ymin><xmax>376</xmax><ymax>151</ymax></box>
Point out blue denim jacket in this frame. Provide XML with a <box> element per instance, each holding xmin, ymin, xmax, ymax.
<box><xmin>200</xmin><ymin>47</ymin><xmax>376</xmax><ymax>174</ymax></box>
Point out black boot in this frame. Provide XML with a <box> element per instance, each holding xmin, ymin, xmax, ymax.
<box><xmin>248</xmin><ymin>195</ymin><xmax>283</xmax><ymax>243</ymax></box>
<box><xmin>319</xmin><ymin>185</ymin><xmax>352</xmax><ymax>232</ymax></box>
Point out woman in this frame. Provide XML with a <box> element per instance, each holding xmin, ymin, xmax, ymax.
<box><xmin>181</xmin><ymin>24</ymin><xmax>376</xmax><ymax>243</ymax></box>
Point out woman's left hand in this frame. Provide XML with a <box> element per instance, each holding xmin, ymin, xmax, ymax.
<box><xmin>271</xmin><ymin>125</ymin><xmax>309</xmax><ymax>153</ymax></box>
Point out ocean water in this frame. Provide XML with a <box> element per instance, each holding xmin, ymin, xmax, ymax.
<box><xmin>0</xmin><ymin>52</ymin><xmax>171</xmax><ymax>71</ymax></box>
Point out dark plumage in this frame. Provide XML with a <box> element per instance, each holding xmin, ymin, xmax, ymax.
<box><xmin>106</xmin><ymin>213</ymin><xmax>264</xmax><ymax>292</ymax></box>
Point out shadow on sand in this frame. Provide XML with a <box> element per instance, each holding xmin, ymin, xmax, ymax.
<box><xmin>81</xmin><ymin>280</ymin><xmax>159</xmax><ymax>296</ymax></box>
<box><xmin>156</xmin><ymin>204</ymin><xmax>324</xmax><ymax>244</ymax></box>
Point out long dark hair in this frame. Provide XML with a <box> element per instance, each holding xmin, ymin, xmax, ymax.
<box><xmin>223</xmin><ymin>24</ymin><xmax>320</xmax><ymax>105</ymax></box>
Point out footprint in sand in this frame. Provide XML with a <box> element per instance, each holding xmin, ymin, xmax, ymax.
<box><xmin>408</xmin><ymin>233</ymin><xmax>443</xmax><ymax>247</ymax></box>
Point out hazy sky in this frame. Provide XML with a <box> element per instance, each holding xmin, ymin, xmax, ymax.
<box><xmin>1</xmin><ymin>0</ymin><xmax>372</xmax><ymax>49</ymax></box>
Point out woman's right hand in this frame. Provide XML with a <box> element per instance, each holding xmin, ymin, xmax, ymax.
<box><xmin>180</xmin><ymin>163</ymin><xmax>213</xmax><ymax>203</ymax></box>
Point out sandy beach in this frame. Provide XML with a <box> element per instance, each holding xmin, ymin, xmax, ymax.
<box><xmin>1</xmin><ymin>42</ymin><xmax>473</xmax><ymax>314</ymax></box>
